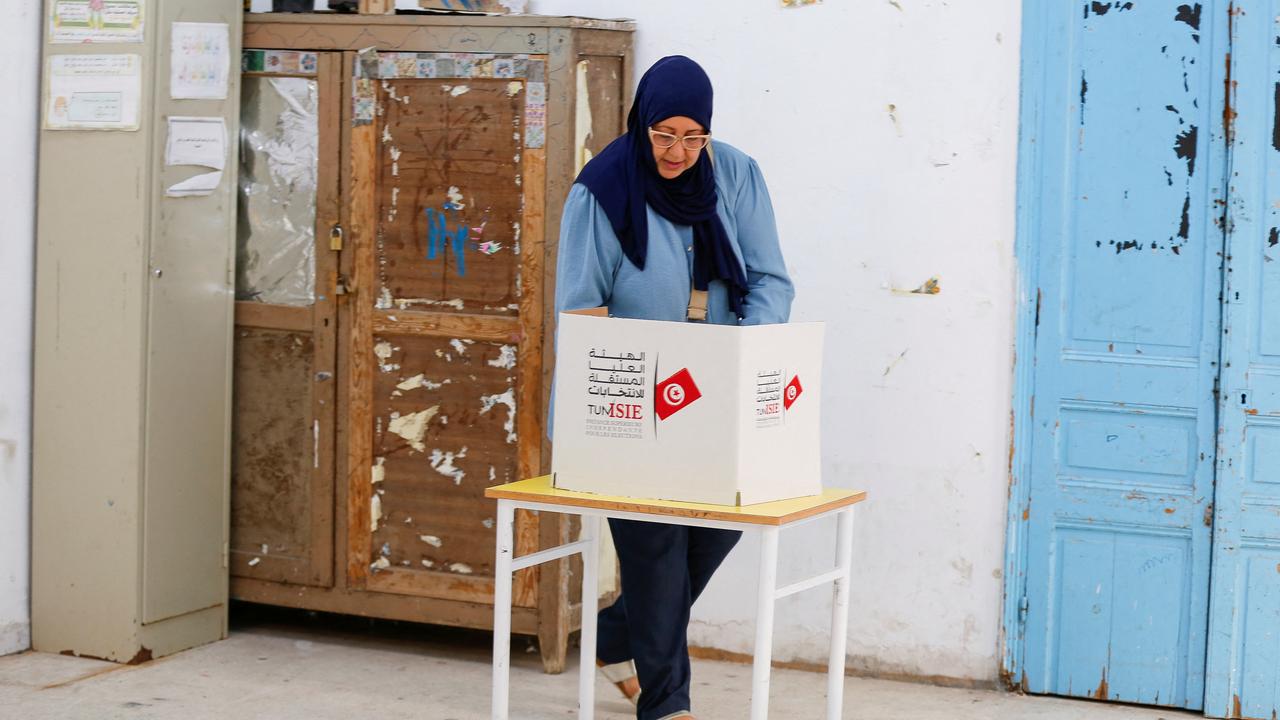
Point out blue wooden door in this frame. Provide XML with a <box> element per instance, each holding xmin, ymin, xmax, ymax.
<box><xmin>1204</xmin><ymin>3</ymin><xmax>1280</xmax><ymax>717</ymax></box>
<box><xmin>1016</xmin><ymin>1</ymin><xmax>1228</xmax><ymax>708</ymax></box>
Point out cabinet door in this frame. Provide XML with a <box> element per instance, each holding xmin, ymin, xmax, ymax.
<box><xmin>343</xmin><ymin>56</ymin><xmax>548</xmax><ymax>607</ymax></box>
<box><xmin>230</xmin><ymin>52</ymin><xmax>341</xmax><ymax>588</ymax></box>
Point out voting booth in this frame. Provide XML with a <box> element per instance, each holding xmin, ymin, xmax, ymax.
<box><xmin>552</xmin><ymin>311</ymin><xmax>825</xmax><ymax>506</ymax></box>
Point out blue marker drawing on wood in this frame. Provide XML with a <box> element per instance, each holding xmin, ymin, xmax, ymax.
<box><xmin>425</xmin><ymin>205</ymin><xmax>469</xmax><ymax>277</ymax></box>
<box><xmin>425</xmin><ymin>196</ymin><xmax>500</xmax><ymax>277</ymax></box>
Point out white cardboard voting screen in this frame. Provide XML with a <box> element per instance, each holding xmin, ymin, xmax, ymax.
<box><xmin>551</xmin><ymin>311</ymin><xmax>824</xmax><ymax>506</ymax></box>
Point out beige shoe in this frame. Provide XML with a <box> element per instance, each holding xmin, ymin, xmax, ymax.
<box><xmin>596</xmin><ymin>659</ymin><xmax>640</xmax><ymax>706</ymax></box>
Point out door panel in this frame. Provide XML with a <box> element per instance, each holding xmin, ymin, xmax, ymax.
<box><xmin>231</xmin><ymin>326</ymin><xmax>320</xmax><ymax>575</ymax></box>
<box><xmin>345</xmin><ymin>55</ymin><xmax>545</xmax><ymax>607</ymax></box>
<box><xmin>373</xmin><ymin>78</ymin><xmax>525</xmax><ymax>316</ymax></box>
<box><xmin>230</xmin><ymin>53</ymin><xmax>340</xmax><ymax>588</ymax></box>
<box><xmin>1206</xmin><ymin>3</ymin><xmax>1280</xmax><ymax>716</ymax></box>
<box><xmin>368</xmin><ymin>334</ymin><xmax>519</xmax><ymax>580</ymax></box>
<box><xmin>1019</xmin><ymin>2</ymin><xmax>1227</xmax><ymax>708</ymax></box>
<box><xmin>1053</xmin><ymin>525</ymin><xmax>1196</xmax><ymax>700</ymax></box>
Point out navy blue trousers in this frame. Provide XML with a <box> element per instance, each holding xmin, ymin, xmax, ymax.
<box><xmin>596</xmin><ymin>518</ymin><xmax>742</xmax><ymax>720</ymax></box>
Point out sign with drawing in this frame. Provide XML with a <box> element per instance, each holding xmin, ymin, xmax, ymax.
<box><xmin>45</xmin><ymin>54</ymin><xmax>141</xmax><ymax>131</ymax></box>
<box><xmin>49</xmin><ymin>0</ymin><xmax>144</xmax><ymax>44</ymax></box>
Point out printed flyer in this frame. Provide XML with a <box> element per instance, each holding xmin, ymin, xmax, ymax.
<box><xmin>49</xmin><ymin>0</ymin><xmax>145</xmax><ymax>44</ymax></box>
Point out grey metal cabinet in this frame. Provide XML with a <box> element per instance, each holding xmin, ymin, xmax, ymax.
<box><xmin>32</xmin><ymin>0</ymin><xmax>242</xmax><ymax>662</ymax></box>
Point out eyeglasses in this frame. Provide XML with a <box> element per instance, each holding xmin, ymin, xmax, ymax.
<box><xmin>648</xmin><ymin>127</ymin><xmax>711</xmax><ymax>151</ymax></box>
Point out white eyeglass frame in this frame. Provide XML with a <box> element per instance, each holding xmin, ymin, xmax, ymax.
<box><xmin>648</xmin><ymin>127</ymin><xmax>712</xmax><ymax>151</ymax></box>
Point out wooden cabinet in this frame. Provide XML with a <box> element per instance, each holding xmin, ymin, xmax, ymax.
<box><xmin>229</xmin><ymin>13</ymin><xmax>634</xmax><ymax>672</ymax></box>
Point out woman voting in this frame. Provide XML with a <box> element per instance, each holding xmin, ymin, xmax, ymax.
<box><xmin>555</xmin><ymin>56</ymin><xmax>795</xmax><ymax>720</ymax></box>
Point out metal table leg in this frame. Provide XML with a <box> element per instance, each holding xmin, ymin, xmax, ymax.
<box><xmin>827</xmin><ymin>507</ymin><xmax>855</xmax><ymax>719</ymax></box>
<box><xmin>751</xmin><ymin>526</ymin><xmax>781</xmax><ymax>720</ymax></box>
<box><xmin>578</xmin><ymin>514</ymin><xmax>600</xmax><ymax>720</ymax></box>
<box><xmin>491</xmin><ymin>499</ymin><xmax>516</xmax><ymax>720</ymax></box>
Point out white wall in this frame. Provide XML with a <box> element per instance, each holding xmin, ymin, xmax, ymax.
<box><xmin>534</xmin><ymin>0</ymin><xmax>1022</xmax><ymax>683</ymax></box>
<box><xmin>0</xmin><ymin>0</ymin><xmax>40</xmax><ymax>656</ymax></box>
<box><xmin>16</xmin><ymin>0</ymin><xmax>1022</xmax><ymax>680</ymax></box>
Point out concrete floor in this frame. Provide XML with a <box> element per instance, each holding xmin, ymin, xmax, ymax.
<box><xmin>0</xmin><ymin>606</ymin><xmax>1199</xmax><ymax>720</ymax></box>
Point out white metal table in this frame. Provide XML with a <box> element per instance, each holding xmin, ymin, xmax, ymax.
<box><xmin>486</xmin><ymin>476</ymin><xmax>866</xmax><ymax>720</ymax></box>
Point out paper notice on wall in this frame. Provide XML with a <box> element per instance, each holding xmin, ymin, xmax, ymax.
<box><xmin>170</xmin><ymin>22</ymin><xmax>230</xmax><ymax>100</ymax></box>
<box><xmin>45</xmin><ymin>54</ymin><xmax>142</xmax><ymax>130</ymax></box>
<box><xmin>166</xmin><ymin>170</ymin><xmax>222</xmax><ymax>198</ymax></box>
<box><xmin>165</xmin><ymin>117</ymin><xmax>227</xmax><ymax>170</ymax></box>
<box><xmin>49</xmin><ymin>0</ymin><xmax>145</xmax><ymax>44</ymax></box>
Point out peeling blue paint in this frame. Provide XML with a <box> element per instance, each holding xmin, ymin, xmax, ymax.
<box><xmin>1203</xmin><ymin>4</ymin><xmax>1280</xmax><ymax>717</ymax></box>
<box><xmin>1009</xmin><ymin>0</ymin><xmax>1227</xmax><ymax>710</ymax></box>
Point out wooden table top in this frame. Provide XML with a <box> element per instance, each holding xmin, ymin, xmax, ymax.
<box><xmin>484</xmin><ymin>475</ymin><xmax>866</xmax><ymax>527</ymax></box>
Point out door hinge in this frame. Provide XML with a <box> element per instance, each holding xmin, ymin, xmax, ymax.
<box><xmin>1018</xmin><ymin>595</ymin><xmax>1029</xmax><ymax>625</ymax></box>
<box><xmin>222</xmin><ymin>541</ymin><xmax>229</xmax><ymax>569</ymax></box>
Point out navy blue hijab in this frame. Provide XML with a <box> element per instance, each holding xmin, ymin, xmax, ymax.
<box><xmin>575</xmin><ymin>55</ymin><xmax>749</xmax><ymax>318</ymax></box>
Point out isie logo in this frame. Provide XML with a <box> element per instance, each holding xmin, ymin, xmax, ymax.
<box><xmin>655</xmin><ymin>368</ymin><xmax>702</xmax><ymax>420</ymax></box>
<box><xmin>784</xmin><ymin>375</ymin><xmax>804</xmax><ymax>410</ymax></box>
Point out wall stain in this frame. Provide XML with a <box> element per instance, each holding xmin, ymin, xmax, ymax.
<box><xmin>1272</xmin><ymin>83</ymin><xmax>1280</xmax><ymax>152</ymax></box>
<box><xmin>1085</xmin><ymin>1</ymin><xmax>1133</xmax><ymax>18</ymax></box>
<box><xmin>1174</xmin><ymin>126</ymin><xmax>1199</xmax><ymax>176</ymax></box>
<box><xmin>1269</xmin><ymin>228</ymin><xmax>1278</xmax><ymax>248</ymax></box>
<box><xmin>1080</xmin><ymin>72</ymin><xmax>1088</xmax><ymax>123</ymax></box>
<box><xmin>908</xmin><ymin>276</ymin><xmax>940</xmax><ymax>295</ymax></box>
<box><xmin>1107</xmin><ymin>239</ymin><xmax>1141</xmax><ymax>255</ymax></box>
<box><xmin>1224</xmin><ymin>8</ymin><xmax>1239</xmax><ymax>146</ymax></box>
<box><xmin>1177</xmin><ymin>192</ymin><xmax>1187</xmax><ymax>244</ymax></box>
<box><xmin>1175</xmin><ymin>3</ymin><xmax>1203</xmax><ymax>43</ymax></box>
<box><xmin>1093</xmin><ymin>667</ymin><xmax>1110</xmax><ymax>700</ymax></box>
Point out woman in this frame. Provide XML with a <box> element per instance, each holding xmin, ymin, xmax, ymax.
<box><xmin>555</xmin><ymin>55</ymin><xmax>794</xmax><ymax>720</ymax></box>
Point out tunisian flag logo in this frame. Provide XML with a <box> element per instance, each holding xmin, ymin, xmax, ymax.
<box><xmin>655</xmin><ymin>368</ymin><xmax>702</xmax><ymax>420</ymax></box>
<box><xmin>783</xmin><ymin>375</ymin><xmax>804</xmax><ymax>410</ymax></box>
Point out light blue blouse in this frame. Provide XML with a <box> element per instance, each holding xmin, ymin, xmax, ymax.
<box><xmin>554</xmin><ymin>140</ymin><xmax>794</xmax><ymax>326</ymax></box>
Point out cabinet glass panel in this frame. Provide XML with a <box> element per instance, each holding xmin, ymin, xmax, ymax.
<box><xmin>237</xmin><ymin>76</ymin><xmax>318</xmax><ymax>306</ymax></box>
